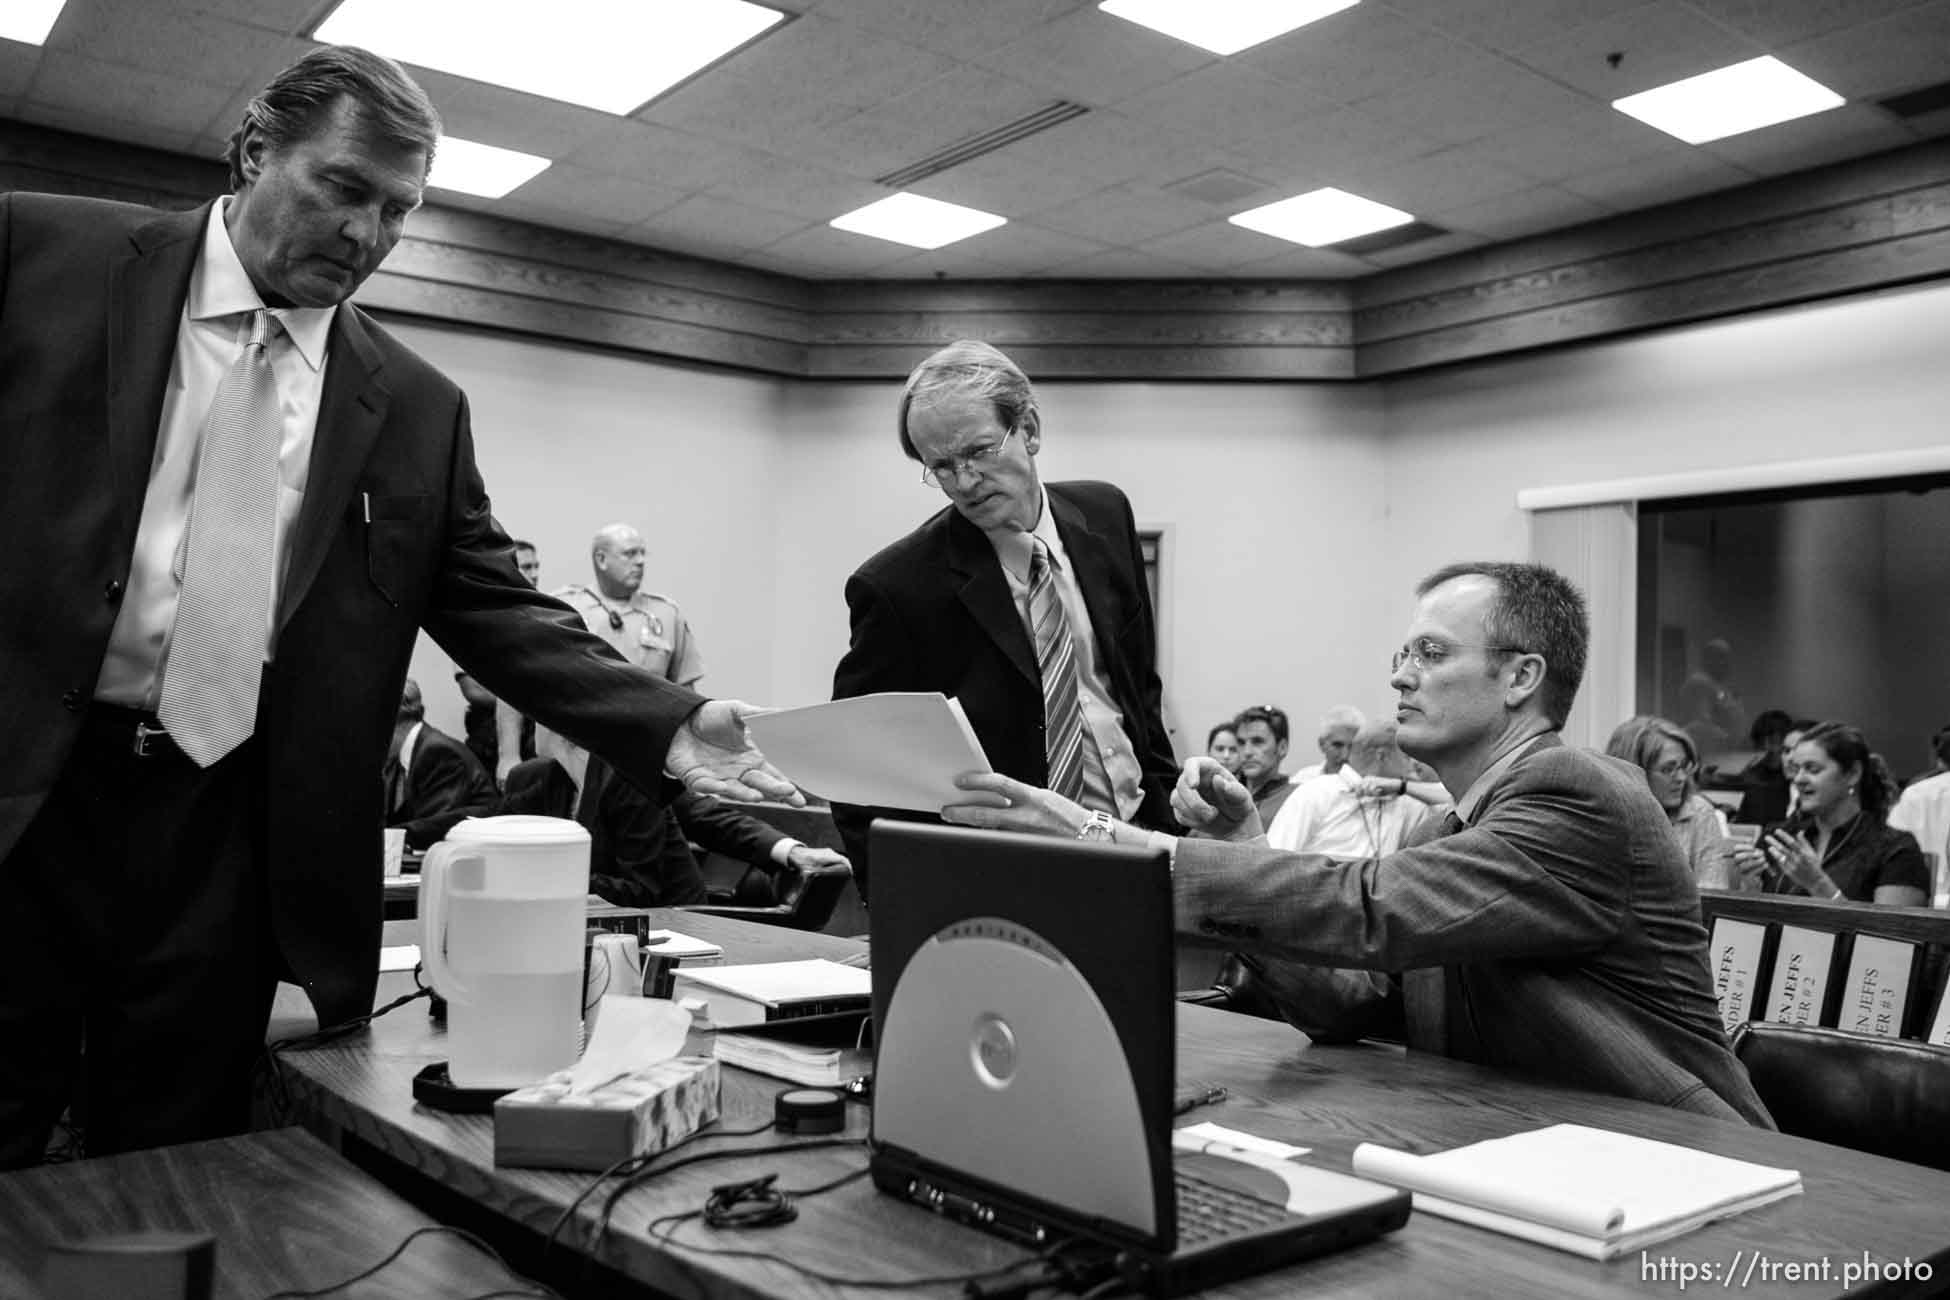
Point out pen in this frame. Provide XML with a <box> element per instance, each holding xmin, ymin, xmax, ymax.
<box><xmin>1171</xmin><ymin>1084</ymin><xmax>1227</xmax><ymax>1117</ymax></box>
<box><xmin>362</xmin><ymin>490</ymin><xmax>371</xmax><ymax>523</ymax></box>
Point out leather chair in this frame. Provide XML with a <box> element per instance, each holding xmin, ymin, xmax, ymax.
<box><xmin>1730</xmin><ymin>1022</ymin><xmax>1950</xmax><ymax>1171</ymax></box>
<box><xmin>1174</xmin><ymin>953</ymin><xmax>1299</xmax><ymax>1022</ymax></box>
<box><xmin>678</xmin><ymin>855</ymin><xmax>852</xmax><ymax>931</ymax></box>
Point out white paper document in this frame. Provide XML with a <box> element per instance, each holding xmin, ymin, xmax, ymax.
<box><xmin>746</xmin><ymin>693</ymin><xmax>1001</xmax><ymax>813</ymax></box>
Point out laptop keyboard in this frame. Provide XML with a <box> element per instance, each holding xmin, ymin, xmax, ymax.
<box><xmin>1174</xmin><ymin>1168</ymin><xmax>1292</xmax><ymax>1250</ymax></box>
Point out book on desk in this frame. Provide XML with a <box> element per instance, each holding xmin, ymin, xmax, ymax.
<box><xmin>713</xmin><ymin>1010</ymin><xmax>873</xmax><ymax>1086</ymax></box>
<box><xmin>669</xmin><ymin>958</ymin><xmax>871</xmax><ymax>1028</ymax></box>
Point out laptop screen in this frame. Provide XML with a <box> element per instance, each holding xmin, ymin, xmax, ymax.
<box><xmin>867</xmin><ymin>822</ymin><xmax>1176</xmax><ymax>1245</ymax></box>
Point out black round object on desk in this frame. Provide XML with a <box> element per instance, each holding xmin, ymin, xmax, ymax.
<box><xmin>775</xmin><ymin>1086</ymin><xmax>846</xmax><ymax>1134</ymax></box>
<box><xmin>412</xmin><ymin>1061</ymin><xmax>514</xmax><ymax>1113</ymax></box>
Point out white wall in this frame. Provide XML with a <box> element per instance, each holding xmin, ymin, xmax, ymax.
<box><xmin>379</xmin><ymin>274</ymin><xmax>1950</xmax><ymax>756</ymax></box>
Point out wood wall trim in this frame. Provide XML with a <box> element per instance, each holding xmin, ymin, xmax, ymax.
<box><xmin>6</xmin><ymin>119</ymin><xmax>1948</xmax><ymax>382</ymax></box>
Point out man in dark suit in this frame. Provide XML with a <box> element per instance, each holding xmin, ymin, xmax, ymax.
<box><xmin>0</xmin><ymin>47</ymin><xmax>794</xmax><ymax>1167</ymax></box>
<box><xmin>949</xmin><ymin>562</ymin><xmax>1772</xmax><ymax>1126</ymax></box>
<box><xmin>384</xmin><ymin>679</ymin><xmax>499</xmax><ymax>850</ymax></box>
<box><xmin>830</xmin><ymin>341</ymin><xmax>1178</xmax><ymax>899</ymax></box>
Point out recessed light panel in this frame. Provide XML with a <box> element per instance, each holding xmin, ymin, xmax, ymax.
<box><xmin>1612</xmin><ymin>56</ymin><xmax>1845</xmax><ymax>145</ymax></box>
<box><xmin>427</xmin><ymin>137</ymin><xmax>551</xmax><ymax>198</ymax></box>
<box><xmin>0</xmin><ymin>0</ymin><xmax>67</xmax><ymax>45</ymax></box>
<box><xmin>1230</xmin><ymin>187</ymin><xmax>1413</xmax><ymax>247</ymax></box>
<box><xmin>313</xmin><ymin>0</ymin><xmax>786</xmax><ymax>115</ymax></box>
<box><xmin>830</xmin><ymin>193</ymin><xmax>1007</xmax><ymax>251</ymax></box>
<box><xmin>1098</xmin><ymin>0</ymin><xmax>1360</xmax><ymax>56</ymax></box>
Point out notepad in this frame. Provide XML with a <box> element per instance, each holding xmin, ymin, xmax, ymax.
<box><xmin>1350</xmin><ymin>1124</ymin><xmax>1801</xmax><ymax>1259</ymax></box>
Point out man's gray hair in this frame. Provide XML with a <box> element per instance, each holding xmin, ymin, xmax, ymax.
<box><xmin>224</xmin><ymin>45</ymin><xmax>441</xmax><ymax>189</ymax></box>
<box><xmin>897</xmin><ymin>340</ymin><xmax>1038</xmax><ymax>461</ymax></box>
<box><xmin>1319</xmin><ymin>705</ymin><xmax>1366</xmax><ymax>735</ymax></box>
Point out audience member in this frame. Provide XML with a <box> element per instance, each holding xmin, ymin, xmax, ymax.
<box><xmin>1733</xmin><ymin>708</ymin><xmax>1794</xmax><ymax>826</ymax></box>
<box><xmin>1887</xmin><ymin>724</ymin><xmax>1950</xmax><ymax>904</ymax></box>
<box><xmin>1233</xmin><ymin>705</ymin><xmax>1301</xmax><ymax>826</ymax></box>
<box><xmin>946</xmin><ymin>561</ymin><xmax>1771</xmax><ymax>1126</ymax></box>
<box><xmin>1290</xmin><ymin>705</ymin><xmax>1365</xmax><ymax>783</ymax></box>
<box><xmin>1266</xmin><ymin>720</ymin><xmax>1436</xmax><ymax>856</ymax></box>
<box><xmin>0</xmin><ymin>46</ymin><xmax>796</xmax><ymax>1167</ymax></box>
<box><xmin>1605</xmin><ymin>716</ymin><xmax>1739</xmax><ymax>890</ymax></box>
<box><xmin>500</xmin><ymin>522</ymin><xmax>705</xmax><ymax>782</ymax></box>
<box><xmin>1205</xmin><ymin>722</ymin><xmax>1242</xmax><ymax>776</ymax></box>
<box><xmin>384</xmin><ymin>679</ymin><xmax>500</xmax><ymax>850</ymax></box>
<box><xmin>1678</xmin><ymin>637</ymin><xmax>1748</xmax><ymax>758</ymax></box>
<box><xmin>1734</xmin><ymin>722</ymin><xmax>1929</xmax><ymax>905</ymax></box>
<box><xmin>829</xmin><ymin>340</ymin><xmax>1178</xmax><ymax>899</ymax></box>
<box><xmin>460</xmin><ymin>539</ymin><xmax>539</xmax><ymax>774</ymax></box>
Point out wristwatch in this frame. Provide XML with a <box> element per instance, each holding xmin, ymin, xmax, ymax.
<box><xmin>1077</xmin><ymin>810</ymin><xmax>1115</xmax><ymax>842</ymax></box>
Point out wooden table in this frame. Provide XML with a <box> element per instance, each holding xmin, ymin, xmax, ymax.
<box><xmin>0</xmin><ymin>1127</ymin><xmax>542</xmax><ymax>1299</ymax></box>
<box><xmin>268</xmin><ymin>912</ymin><xmax>1950</xmax><ymax>1299</ymax></box>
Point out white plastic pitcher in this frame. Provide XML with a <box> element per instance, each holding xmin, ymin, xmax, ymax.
<box><xmin>419</xmin><ymin>815</ymin><xmax>590</xmax><ymax>1089</ymax></box>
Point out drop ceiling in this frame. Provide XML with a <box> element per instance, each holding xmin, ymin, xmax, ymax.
<box><xmin>4</xmin><ymin>0</ymin><xmax>1948</xmax><ymax>279</ymax></box>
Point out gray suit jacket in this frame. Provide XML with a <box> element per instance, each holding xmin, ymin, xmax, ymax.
<box><xmin>1174</xmin><ymin>735</ymin><xmax>1774</xmax><ymax>1127</ymax></box>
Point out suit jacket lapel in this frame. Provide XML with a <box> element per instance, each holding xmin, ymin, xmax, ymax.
<box><xmin>1047</xmin><ymin>486</ymin><xmax>1118</xmax><ymax>661</ymax></box>
<box><xmin>106</xmin><ymin>202</ymin><xmax>209</xmax><ymax>540</ymax></box>
<box><xmin>947</xmin><ymin>509</ymin><xmax>1038</xmax><ymax>686</ymax></box>
<box><xmin>280</xmin><ymin>305</ymin><xmax>389</xmax><ymax>633</ymax></box>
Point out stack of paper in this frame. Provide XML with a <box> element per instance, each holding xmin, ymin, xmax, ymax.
<box><xmin>1351</xmin><ymin>1124</ymin><xmax>1801</xmax><ymax>1259</ymax></box>
<box><xmin>744</xmin><ymin>693</ymin><xmax>996</xmax><ymax>812</ymax></box>
<box><xmin>669</xmin><ymin>959</ymin><xmax>872</xmax><ymax>1028</ymax></box>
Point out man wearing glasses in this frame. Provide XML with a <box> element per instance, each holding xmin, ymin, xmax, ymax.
<box><xmin>831</xmin><ymin>340</ymin><xmax>1178</xmax><ymax>900</ymax></box>
<box><xmin>945</xmin><ymin>561</ymin><xmax>1771</xmax><ymax>1125</ymax></box>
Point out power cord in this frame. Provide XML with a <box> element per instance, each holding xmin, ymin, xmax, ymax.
<box><xmin>257</xmin><ymin>967</ymin><xmax>433</xmax><ymax>1123</ymax></box>
<box><xmin>258</xmin><ymin>1223</ymin><xmax>560</xmax><ymax>1300</ymax></box>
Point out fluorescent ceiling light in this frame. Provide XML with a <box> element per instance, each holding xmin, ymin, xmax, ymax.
<box><xmin>0</xmin><ymin>0</ymin><xmax>67</xmax><ymax>45</ymax></box>
<box><xmin>1098</xmin><ymin>0</ymin><xmax>1360</xmax><ymax>56</ymax></box>
<box><xmin>830</xmin><ymin>193</ymin><xmax>1007</xmax><ymax>250</ymax></box>
<box><xmin>427</xmin><ymin>136</ymin><xmax>551</xmax><ymax>198</ymax></box>
<box><xmin>1612</xmin><ymin>56</ymin><xmax>1844</xmax><ymax>145</ymax></box>
<box><xmin>1230</xmin><ymin>186</ymin><xmax>1413</xmax><ymax>247</ymax></box>
<box><xmin>313</xmin><ymin>0</ymin><xmax>786</xmax><ymax>115</ymax></box>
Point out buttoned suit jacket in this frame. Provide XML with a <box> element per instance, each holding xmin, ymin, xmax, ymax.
<box><xmin>831</xmin><ymin>480</ymin><xmax>1178</xmax><ymax>898</ymax></box>
<box><xmin>1174</xmin><ymin>735</ymin><xmax>1774</xmax><ymax>1126</ymax></box>
<box><xmin>0</xmin><ymin>193</ymin><xmax>701</xmax><ymax>1026</ymax></box>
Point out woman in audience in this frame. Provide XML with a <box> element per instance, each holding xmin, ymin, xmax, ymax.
<box><xmin>1206</xmin><ymin>722</ymin><xmax>1243</xmax><ymax>776</ymax></box>
<box><xmin>1606</xmin><ymin>716</ymin><xmax>1739</xmax><ymax>889</ymax></box>
<box><xmin>1733</xmin><ymin>721</ymin><xmax>1929</xmax><ymax>905</ymax></box>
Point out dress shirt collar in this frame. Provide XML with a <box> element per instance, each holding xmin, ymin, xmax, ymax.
<box><xmin>398</xmin><ymin>721</ymin><xmax>424</xmax><ymax>775</ymax></box>
<box><xmin>191</xmin><ymin>198</ymin><xmax>335</xmax><ymax>372</ymax></box>
<box><xmin>986</xmin><ymin>485</ymin><xmax>1060</xmax><ymax>584</ymax></box>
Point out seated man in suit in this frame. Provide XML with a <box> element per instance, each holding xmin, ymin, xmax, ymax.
<box><xmin>946</xmin><ymin>561</ymin><xmax>1773</xmax><ymax>1127</ymax></box>
<box><xmin>831</xmin><ymin>340</ymin><xmax>1178</xmax><ymax>899</ymax></box>
<box><xmin>384</xmin><ymin>679</ymin><xmax>499</xmax><ymax>850</ymax></box>
<box><xmin>505</xmin><ymin>728</ymin><xmax>847</xmax><ymax>909</ymax></box>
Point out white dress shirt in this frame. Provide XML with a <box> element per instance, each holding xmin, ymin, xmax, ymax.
<box><xmin>1265</xmin><ymin>763</ymin><xmax>1432</xmax><ymax>857</ymax></box>
<box><xmin>987</xmin><ymin>488</ymin><xmax>1144</xmax><ymax>821</ymax></box>
<box><xmin>95</xmin><ymin>199</ymin><xmax>337</xmax><ymax>708</ymax></box>
<box><xmin>1888</xmin><ymin>770</ymin><xmax>1950</xmax><ymax>906</ymax></box>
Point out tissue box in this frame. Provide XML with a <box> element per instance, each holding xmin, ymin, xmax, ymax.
<box><xmin>493</xmin><ymin>1055</ymin><xmax>720</xmax><ymax>1171</ymax></box>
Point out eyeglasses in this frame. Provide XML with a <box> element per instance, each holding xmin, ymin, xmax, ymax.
<box><xmin>919</xmin><ymin>426</ymin><xmax>1018</xmax><ymax>488</ymax></box>
<box><xmin>1391</xmin><ymin>636</ymin><xmax>1528</xmax><ymax>675</ymax></box>
<box><xmin>1649</xmin><ymin>759</ymin><xmax>1694</xmax><ymax>779</ymax></box>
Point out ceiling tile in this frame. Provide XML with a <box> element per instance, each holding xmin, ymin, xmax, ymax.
<box><xmin>879</xmin><ymin>222</ymin><xmax>1112</xmax><ymax>276</ymax></box>
<box><xmin>11</xmin><ymin>100</ymin><xmax>196</xmax><ymax>155</ymax></box>
<box><xmin>644</xmin><ymin>14</ymin><xmax>957</xmax><ymax>138</ymax></box>
<box><xmin>1113</xmin><ymin>64</ymin><xmax>1338</xmax><ymax>148</ymax></box>
<box><xmin>1684</xmin><ymin>0</ymin><xmax>1935</xmax><ymax>47</ymax></box>
<box><xmin>1230</xmin><ymin>244</ymin><xmax>1374</xmax><ymax>278</ymax></box>
<box><xmin>628</xmin><ymin>195</ymin><xmax>814</xmax><ymax>252</ymax></box>
<box><xmin>490</xmin><ymin>162</ymin><xmax>691</xmax><ymax>227</ymax></box>
<box><xmin>1559</xmin><ymin>147</ymin><xmax>1757</xmax><ymax>206</ymax></box>
<box><xmin>747</xmin><ymin>223</ymin><xmax>925</xmax><ymax>276</ymax></box>
<box><xmin>1779</xmin><ymin>2</ymin><xmax>1950</xmax><ymax>100</ymax></box>
<box><xmin>162</xmin><ymin>0</ymin><xmax>318</xmax><ymax>32</ymax></box>
<box><xmin>1384</xmin><ymin>0</ymin><xmax>1657</xmax><ymax>55</ymax></box>
<box><xmin>433</xmin><ymin>190</ymin><xmax>625</xmax><ymax>241</ymax></box>
<box><xmin>1431</xmin><ymin>184</ymin><xmax>1617</xmax><ymax>239</ymax></box>
<box><xmin>1350</xmin><ymin>146</ymin><xmax>1538</xmax><ymax>212</ymax></box>
<box><xmin>432</xmin><ymin>80</ymin><xmax>622</xmax><ymax>161</ymax></box>
<box><xmin>565</xmin><ymin>120</ymin><xmax>774</xmax><ymax>191</ymax></box>
<box><xmin>1458</xmin><ymin>104</ymin><xmax>1674</xmax><ymax>181</ymax></box>
<box><xmin>1234</xmin><ymin>104</ymin><xmax>1447</xmax><ymax>187</ymax></box>
<box><xmin>1701</xmin><ymin>102</ymin><xmax>1915</xmax><ymax>175</ymax></box>
<box><xmin>1028</xmin><ymin>182</ymin><xmax>1222</xmax><ymax>244</ymax></box>
<box><xmin>23</xmin><ymin>50</ymin><xmax>235</xmax><ymax>138</ymax></box>
<box><xmin>704</xmin><ymin>154</ymin><xmax>889</xmax><ymax>221</ymax></box>
<box><xmin>808</xmin><ymin>0</ymin><xmax>1089</xmax><ymax>62</ymax></box>
<box><xmin>0</xmin><ymin>41</ymin><xmax>40</xmax><ymax>99</ymax></box>
<box><xmin>835</xmin><ymin>63</ymin><xmax>1064</xmax><ymax>162</ymax></box>
<box><xmin>1359</xmin><ymin>230</ymin><xmax>1492</xmax><ymax>266</ymax></box>
<box><xmin>1141</xmin><ymin>220</ymin><xmax>1312</xmax><ymax>270</ymax></box>
<box><xmin>905</xmin><ymin>155</ymin><xmax>1117</xmax><ymax>218</ymax></box>
<box><xmin>1241</xmin><ymin>5</ymin><xmax>1503</xmax><ymax>106</ymax></box>
<box><xmin>1354</xmin><ymin>59</ymin><xmax>1598</xmax><ymax>146</ymax></box>
<box><xmin>967</xmin><ymin>110</ymin><xmax>1223</xmax><ymax>193</ymax></box>
<box><xmin>1506</xmin><ymin>1</ymin><xmax>1767</xmax><ymax>99</ymax></box>
<box><xmin>1037</xmin><ymin>246</ymin><xmax>1207</xmax><ymax>278</ymax></box>
<box><xmin>965</xmin><ymin>6</ymin><xmax>1214</xmax><ymax>106</ymax></box>
<box><xmin>45</xmin><ymin>0</ymin><xmax>297</xmax><ymax>80</ymax></box>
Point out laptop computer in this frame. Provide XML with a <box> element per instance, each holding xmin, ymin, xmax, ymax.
<box><xmin>867</xmin><ymin>822</ymin><xmax>1410</xmax><ymax>1297</ymax></box>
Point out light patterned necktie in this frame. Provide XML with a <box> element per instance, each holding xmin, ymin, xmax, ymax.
<box><xmin>1028</xmin><ymin>539</ymin><xmax>1115</xmax><ymax>813</ymax></box>
<box><xmin>157</xmin><ymin>309</ymin><xmax>282</xmax><ymax>767</ymax></box>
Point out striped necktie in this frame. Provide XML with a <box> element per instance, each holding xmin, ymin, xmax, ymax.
<box><xmin>1028</xmin><ymin>539</ymin><xmax>1114</xmax><ymax>813</ymax></box>
<box><xmin>157</xmin><ymin>309</ymin><xmax>283</xmax><ymax>767</ymax></box>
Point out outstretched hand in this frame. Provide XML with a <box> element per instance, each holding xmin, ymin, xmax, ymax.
<box><xmin>664</xmin><ymin>700</ymin><xmax>804</xmax><ymax>805</ymax></box>
<box><xmin>941</xmin><ymin>772</ymin><xmax>1080</xmax><ymax>838</ymax></box>
<box><xmin>1171</xmin><ymin>757</ymin><xmax>1262</xmax><ymax>841</ymax></box>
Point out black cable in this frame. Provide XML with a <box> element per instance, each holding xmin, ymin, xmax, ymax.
<box><xmin>257</xmin><ymin>968</ymin><xmax>432</xmax><ymax>1123</ymax></box>
<box><xmin>258</xmin><ymin>1223</ymin><xmax>560</xmax><ymax>1300</ymax></box>
<box><xmin>539</xmin><ymin>1121</ymin><xmax>778</xmax><ymax>1263</ymax></box>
